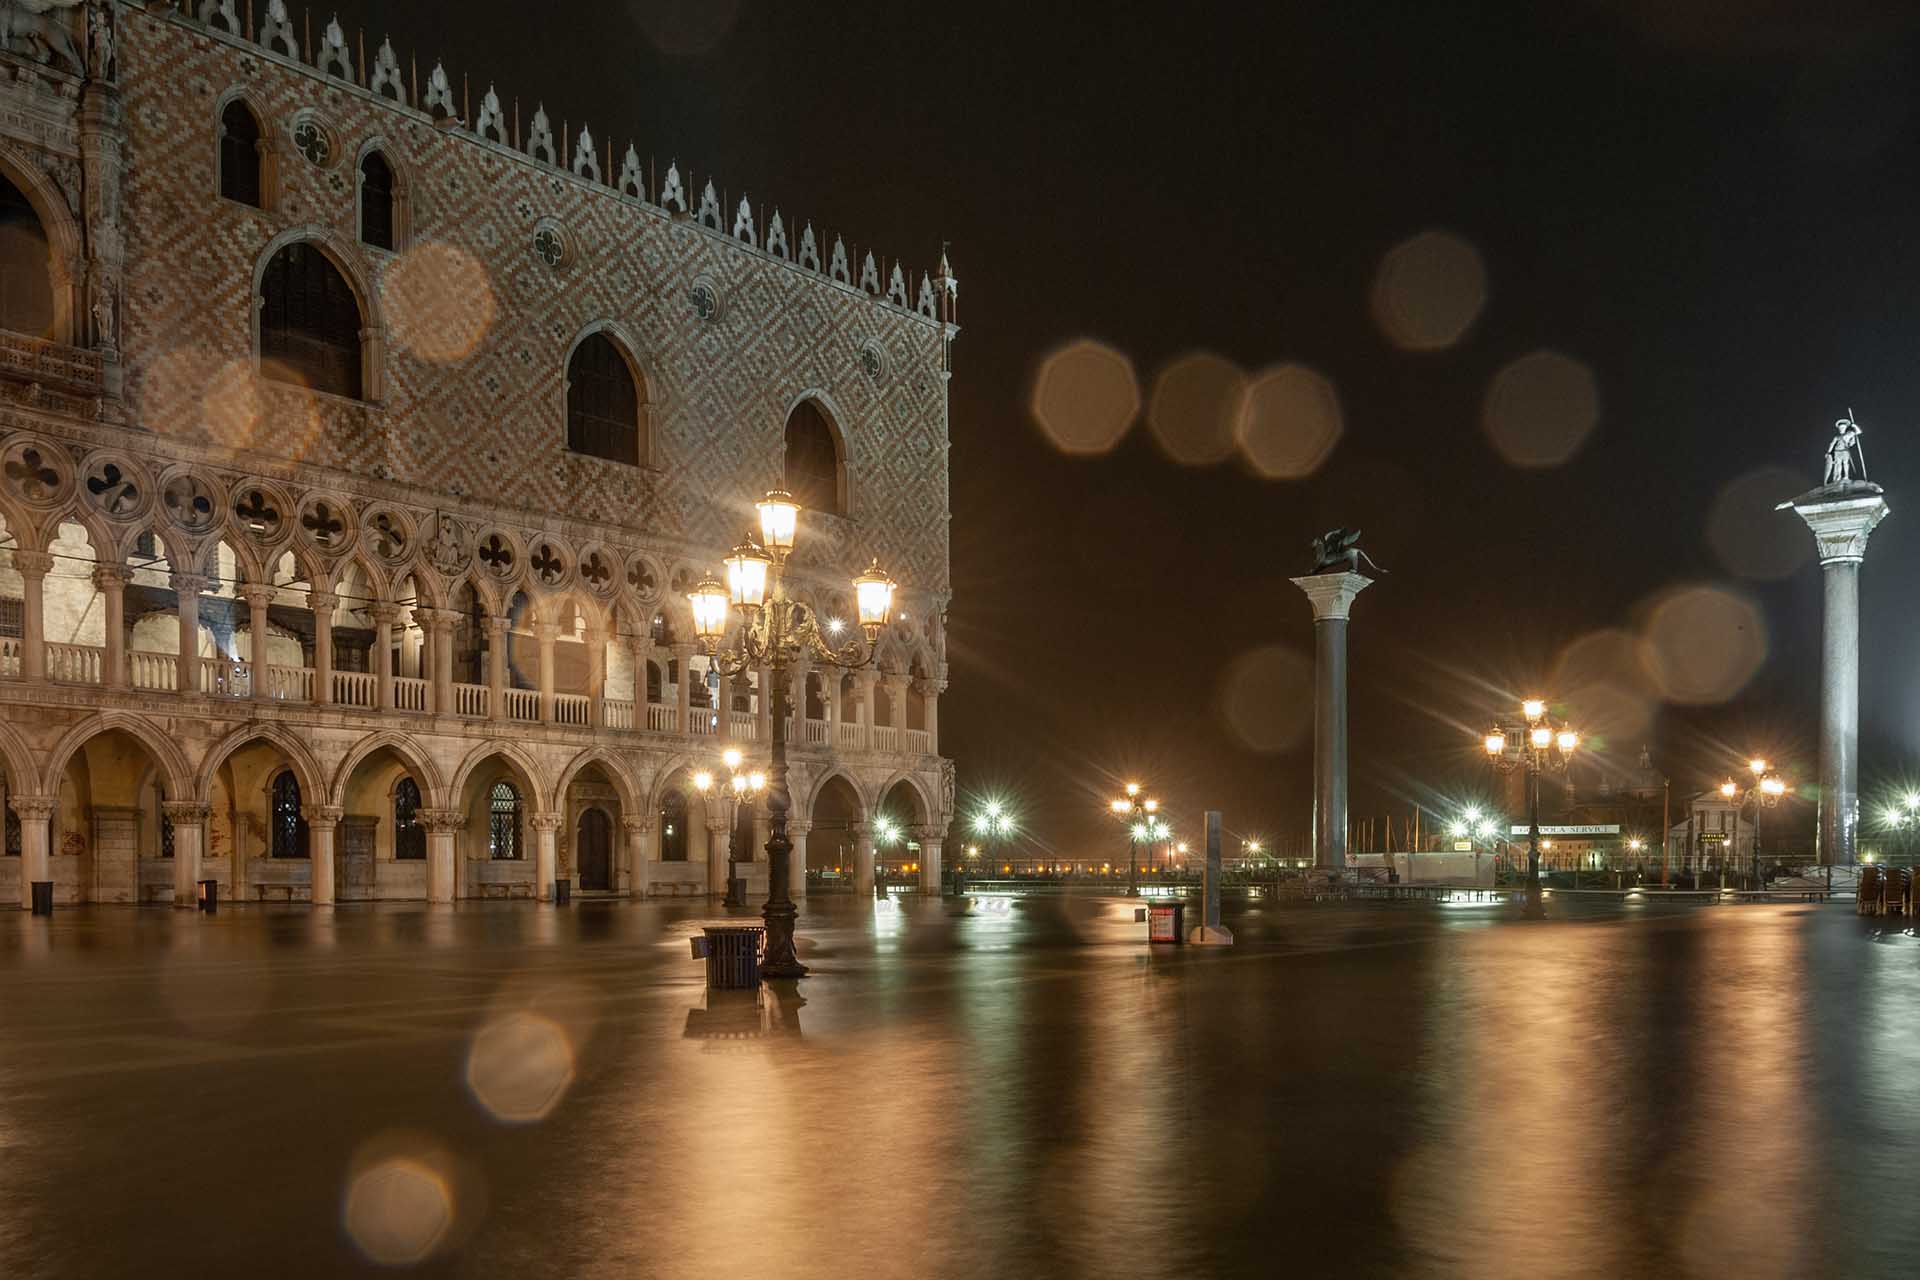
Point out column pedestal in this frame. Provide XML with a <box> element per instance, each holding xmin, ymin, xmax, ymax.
<box><xmin>1289</xmin><ymin>572</ymin><xmax>1373</xmax><ymax>873</ymax></box>
<box><xmin>11</xmin><ymin>796</ymin><xmax>53</xmax><ymax>909</ymax></box>
<box><xmin>422</xmin><ymin>810</ymin><xmax>460</xmax><ymax>903</ymax></box>
<box><xmin>531</xmin><ymin>812</ymin><xmax>560</xmax><ymax>900</ymax></box>
<box><xmin>1784</xmin><ymin>482</ymin><xmax>1889</xmax><ymax>867</ymax></box>
<box><xmin>308</xmin><ymin>806</ymin><xmax>341</xmax><ymax>905</ymax></box>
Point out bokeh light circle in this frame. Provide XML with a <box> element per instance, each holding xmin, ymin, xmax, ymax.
<box><xmin>1217</xmin><ymin>644</ymin><xmax>1315</xmax><ymax>753</ymax></box>
<box><xmin>1706</xmin><ymin>465</ymin><xmax>1813</xmax><ymax>581</ymax></box>
<box><xmin>1639</xmin><ymin>584</ymin><xmax>1769</xmax><ymax>705</ymax></box>
<box><xmin>1550</xmin><ymin>628</ymin><xmax>1659</xmax><ymax>744</ymax></box>
<box><xmin>1371</xmin><ymin>230</ymin><xmax>1487</xmax><ymax>351</ymax></box>
<box><xmin>1236</xmin><ymin>363</ymin><xmax>1343</xmax><ymax>479</ymax></box>
<box><xmin>1147</xmin><ymin>350</ymin><xmax>1245</xmax><ymax>466</ymax></box>
<box><xmin>1482</xmin><ymin>350</ymin><xmax>1600</xmax><ymax>468</ymax></box>
<box><xmin>343</xmin><ymin>1156</ymin><xmax>454</xmax><ymax>1266</ymax></box>
<box><xmin>1030</xmin><ymin>339</ymin><xmax>1141</xmax><ymax>456</ymax></box>
<box><xmin>383</xmin><ymin>242</ymin><xmax>497</xmax><ymax>363</ymax></box>
<box><xmin>465</xmin><ymin>1011</ymin><xmax>576</xmax><ymax>1124</ymax></box>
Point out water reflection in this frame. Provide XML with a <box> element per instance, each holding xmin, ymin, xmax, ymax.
<box><xmin>0</xmin><ymin>899</ymin><xmax>1916</xmax><ymax>1277</ymax></box>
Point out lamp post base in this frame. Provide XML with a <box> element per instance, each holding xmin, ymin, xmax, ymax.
<box><xmin>1525</xmin><ymin>853</ymin><xmax>1544</xmax><ymax>918</ymax></box>
<box><xmin>761</xmin><ymin>898</ymin><xmax>808</xmax><ymax>978</ymax></box>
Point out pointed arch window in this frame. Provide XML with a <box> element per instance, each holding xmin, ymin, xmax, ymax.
<box><xmin>359</xmin><ymin>151</ymin><xmax>396</xmax><ymax>250</ymax></box>
<box><xmin>784</xmin><ymin>400</ymin><xmax>844</xmax><ymax>515</ymax></box>
<box><xmin>489</xmin><ymin>781</ymin><xmax>521</xmax><ymax>860</ymax></box>
<box><xmin>659</xmin><ymin>790</ymin><xmax>688</xmax><ymax>862</ymax></box>
<box><xmin>271</xmin><ymin>770</ymin><xmax>308</xmax><ymax>859</ymax></box>
<box><xmin>566</xmin><ymin>332</ymin><xmax>642</xmax><ymax>465</ymax></box>
<box><xmin>260</xmin><ymin>242</ymin><xmax>364</xmax><ymax>399</ymax></box>
<box><xmin>219</xmin><ymin>100</ymin><xmax>264</xmax><ymax>207</ymax></box>
<box><xmin>0</xmin><ymin>174</ymin><xmax>52</xmax><ymax>339</ymax></box>
<box><xmin>394</xmin><ymin>777</ymin><xmax>424</xmax><ymax>860</ymax></box>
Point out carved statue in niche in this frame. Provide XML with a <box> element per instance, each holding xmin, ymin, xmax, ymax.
<box><xmin>86</xmin><ymin>0</ymin><xmax>110</xmax><ymax>79</ymax></box>
<box><xmin>0</xmin><ymin>0</ymin><xmax>85</xmax><ymax>76</ymax></box>
<box><xmin>89</xmin><ymin>277</ymin><xmax>115</xmax><ymax>349</ymax></box>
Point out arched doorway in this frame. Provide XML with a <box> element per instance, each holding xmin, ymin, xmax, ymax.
<box><xmin>577</xmin><ymin>808</ymin><xmax>612</xmax><ymax>890</ymax></box>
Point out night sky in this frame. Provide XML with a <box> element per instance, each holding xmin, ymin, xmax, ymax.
<box><xmin>328</xmin><ymin>1</ymin><xmax>1920</xmax><ymax>857</ymax></box>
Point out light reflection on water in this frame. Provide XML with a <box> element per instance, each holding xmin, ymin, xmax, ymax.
<box><xmin>0</xmin><ymin>899</ymin><xmax>1916</xmax><ymax>1277</ymax></box>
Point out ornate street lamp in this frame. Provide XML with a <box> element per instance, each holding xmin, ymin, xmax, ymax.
<box><xmin>687</xmin><ymin>489</ymin><xmax>897</xmax><ymax>978</ymax></box>
<box><xmin>1483</xmin><ymin>697</ymin><xmax>1578</xmax><ymax>916</ymax></box>
<box><xmin>701</xmin><ymin>747</ymin><xmax>766</xmax><ymax>907</ymax></box>
<box><xmin>1109</xmin><ymin>784</ymin><xmax>1160</xmax><ymax>896</ymax></box>
<box><xmin>1722</xmin><ymin>759</ymin><xmax>1787</xmax><ymax>889</ymax></box>
<box><xmin>970</xmin><ymin>800</ymin><xmax>1015</xmax><ymax>874</ymax></box>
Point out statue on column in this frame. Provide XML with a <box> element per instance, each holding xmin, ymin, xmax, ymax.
<box><xmin>1309</xmin><ymin>528</ymin><xmax>1388</xmax><ymax>576</ymax></box>
<box><xmin>1822</xmin><ymin>410</ymin><xmax>1867</xmax><ymax>487</ymax></box>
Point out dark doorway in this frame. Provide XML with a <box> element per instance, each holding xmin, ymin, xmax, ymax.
<box><xmin>577</xmin><ymin>807</ymin><xmax>612</xmax><ymax>891</ymax></box>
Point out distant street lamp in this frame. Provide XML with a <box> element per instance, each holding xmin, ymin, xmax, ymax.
<box><xmin>702</xmin><ymin>746</ymin><xmax>766</xmax><ymax>907</ymax></box>
<box><xmin>1109</xmin><ymin>784</ymin><xmax>1160</xmax><ymax>896</ymax></box>
<box><xmin>1483</xmin><ymin>697</ymin><xmax>1578</xmax><ymax>916</ymax></box>
<box><xmin>1880</xmin><ymin>792</ymin><xmax>1920</xmax><ymax>863</ymax></box>
<box><xmin>688</xmin><ymin>489</ymin><xmax>897</xmax><ymax>978</ymax></box>
<box><xmin>1722</xmin><ymin>759</ymin><xmax>1787</xmax><ymax>889</ymax></box>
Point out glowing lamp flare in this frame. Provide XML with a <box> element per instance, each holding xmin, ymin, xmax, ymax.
<box><xmin>724</xmin><ymin>538</ymin><xmax>771</xmax><ymax>609</ymax></box>
<box><xmin>1484</xmin><ymin>731</ymin><xmax>1507</xmax><ymax>756</ymax></box>
<box><xmin>1720</xmin><ymin>779</ymin><xmax>1738</xmax><ymax>798</ymax></box>
<box><xmin>1522</xmin><ymin>698</ymin><xmax>1546</xmax><ymax>721</ymax></box>
<box><xmin>692</xmin><ymin>771</ymin><xmax>713</xmax><ymax>793</ymax></box>
<box><xmin>1760</xmin><ymin>776</ymin><xmax>1785</xmax><ymax>797</ymax></box>
<box><xmin>851</xmin><ymin>559</ymin><xmax>896</xmax><ymax>632</ymax></box>
<box><xmin>687</xmin><ymin>577</ymin><xmax>729</xmax><ymax>642</ymax></box>
<box><xmin>1530</xmin><ymin>726</ymin><xmax>1553</xmax><ymax>749</ymax></box>
<box><xmin>756</xmin><ymin>489</ymin><xmax>799</xmax><ymax>553</ymax></box>
<box><xmin>1556</xmin><ymin>730</ymin><xmax>1578</xmax><ymax>755</ymax></box>
<box><xmin>722</xmin><ymin>748</ymin><xmax>743</xmax><ymax>771</ymax></box>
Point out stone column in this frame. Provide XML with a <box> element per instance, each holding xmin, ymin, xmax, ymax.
<box><xmin>162</xmin><ymin>801</ymin><xmax>209</xmax><ymax>908</ymax></box>
<box><xmin>307</xmin><ymin>805</ymin><xmax>342</xmax><ymax>905</ymax></box>
<box><xmin>421</xmin><ymin>809</ymin><xmax>461</xmax><ymax>903</ymax></box>
<box><xmin>706</xmin><ymin>812</ymin><xmax>732</xmax><ymax>896</ymax></box>
<box><xmin>623</xmin><ymin>816</ymin><xmax>651</xmax><ymax>897</ymax></box>
<box><xmin>1289</xmin><ymin>572</ymin><xmax>1374</xmax><ymax>872</ymax></box>
<box><xmin>673</xmin><ymin>643</ymin><xmax>694</xmax><ymax>735</ymax></box>
<box><xmin>855</xmin><ymin>670</ymin><xmax>878</xmax><ymax>746</ymax></box>
<box><xmin>309</xmin><ymin>589</ymin><xmax>336</xmax><ymax>705</ymax></box>
<box><xmin>424</xmin><ymin>608</ymin><xmax>456</xmax><ymax>714</ymax></box>
<box><xmin>917</xmin><ymin>830</ymin><xmax>944</xmax><ymax>893</ymax></box>
<box><xmin>171</xmin><ymin>572</ymin><xmax>208</xmax><ymax>694</ymax></box>
<box><xmin>1786</xmin><ymin>483</ymin><xmax>1891</xmax><ymax>866</ymax></box>
<box><xmin>488</xmin><ymin>615</ymin><xmax>510</xmax><ymax>721</ymax></box>
<box><xmin>93</xmin><ymin>563</ymin><xmax>130</xmax><ymax>688</ymax></box>
<box><xmin>787</xmin><ymin>819</ymin><xmax>811</xmax><ymax>901</ymax></box>
<box><xmin>243</xmin><ymin>584</ymin><xmax>273</xmax><ymax>699</ymax></box>
<box><xmin>852</xmin><ymin>822</ymin><xmax>876</xmax><ymax>895</ymax></box>
<box><xmin>824</xmin><ymin>669</ymin><xmax>841</xmax><ymax>744</ymax></box>
<box><xmin>715</xmin><ymin>668</ymin><xmax>734</xmax><ymax>739</ymax></box>
<box><xmin>629</xmin><ymin>636</ymin><xmax>653</xmax><ymax>713</ymax></box>
<box><xmin>11</xmin><ymin>795</ymin><xmax>53</xmax><ymax>909</ymax></box>
<box><xmin>371</xmin><ymin>604</ymin><xmax>398</xmax><ymax>710</ymax></box>
<box><xmin>792</xmin><ymin>659</ymin><xmax>814</xmax><ymax>741</ymax></box>
<box><xmin>586</xmin><ymin>626</ymin><xmax>607</xmax><ymax>726</ymax></box>
<box><xmin>535</xmin><ymin>621</ymin><xmax>558</xmax><ymax>722</ymax></box>
<box><xmin>884</xmin><ymin>674</ymin><xmax>910</xmax><ymax>738</ymax></box>
<box><xmin>12</xmin><ymin>550</ymin><xmax>50</xmax><ymax>682</ymax></box>
<box><xmin>531</xmin><ymin>812</ymin><xmax>560</xmax><ymax>900</ymax></box>
<box><xmin>923</xmin><ymin>681</ymin><xmax>941</xmax><ymax>754</ymax></box>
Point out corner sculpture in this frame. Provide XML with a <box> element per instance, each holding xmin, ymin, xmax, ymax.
<box><xmin>1822</xmin><ymin>410</ymin><xmax>1867</xmax><ymax>488</ymax></box>
<box><xmin>1310</xmin><ymin>528</ymin><xmax>1388</xmax><ymax>577</ymax></box>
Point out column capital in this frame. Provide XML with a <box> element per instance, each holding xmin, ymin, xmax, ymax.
<box><xmin>8</xmin><ymin>794</ymin><xmax>56</xmax><ymax>821</ymax></box>
<box><xmin>487</xmin><ymin>613</ymin><xmax>513</xmax><ymax>635</ymax></box>
<box><xmin>91</xmin><ymin>562</ymin><xmax>133</xmax><ymax>590</ymax></box>
<box><xmin>528</xmin><ymin>811</ymin><xmax>563</xmax><ymax>833</ymax></box>
<box><xmin>413</xmin><ymin>606</ymin><xmax>463</xmax><ymax>627</ymax></box>
<box><xmin>671</xmin><ymin>641</ymin><xmax>695</xmax><ymax>659</ymax></box>
<box><xmin>303</xmin><ymin>804</ymin><xmax>345</xmax><ymax>829</ymax></box>
<box><xmin>418</xmin><ymin>808</ymin><xmax>465</xmax><ymax>833</ymax></box>
<box><xmin>1784</xmin><ymin>486</ymin><xmax>1891</xmax><ymax>566</ymax></box>
<box><xmin>370</xmin><ymin>603</ymin><xmax>404</xmax><ymax>626</ymax></box>
<box><xmin>850</xmin><ymin>823</ymin><xmax>873</xmax><ymax>842</ymax></box>
<box><xmin>1289</xmin><ymin>572</ymin><xmax>1373</xmax><ymax>622</ymax></box>
<box><xmin>240</xmin><ymin>583</ymin><xmax>275</xmax><ymax>608</ymax></box>
<box><xmin>307</xmin><ymin>589</ymin><xmax>339</xmax><ymax>612</ymax></box>
<box><xmin>169</xmin><ymin>572</ymin><xmax>211</xmax><ymax>597</ymax></box>
<box><xmin>786</xmin><ymin>819</ymin><xmax>813</xmax><ymax>837</ymax></box>
<box><xmin>9</xmin><ymin>549</ymin><xmax>52</xmax><ymax>577</ymax></box>
<box><xmin>160</xmin><ymin>800</ymin><xmax>211</xmax><ymax>824</ymax></box>
<box><xmin>621</xmin><ymin>815</ymin><xmax>653</xmax><ymax>836</ymax></box>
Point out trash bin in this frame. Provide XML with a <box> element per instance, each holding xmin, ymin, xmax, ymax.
<box><xmin>29</xmin><ymin>880</ymin><xmax>52</xmax><ymax>917</ymax></box>
<box><xmin>699</xmin><ymin>925</ymin><xmax>765</xmax><ymax>989</ymax></box>
<box><xmin>553</xmin><ymin>877</ymin><xmax>571</xmax><ymax>906</ymax></box>
<box><xmin>197</xmin><ymin>878</ymin><xmax>218</xmax><ymax>914</ymax></box>
<box><xmin>1147</xmin><ymin>900</ymin><xmax>1185</xmax><ymax>944</ymax></box>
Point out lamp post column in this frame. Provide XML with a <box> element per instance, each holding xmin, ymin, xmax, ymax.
<box><xmin>1786</xmin><ymin>483</ymin><xmax>1888</xmax><ymax>867</ymax></box>
<box><xmin>761</xmin><ymin>658</ymin><xmax>806</xmax><ymax>977</ymax></box>
<box><xmin>1289</xmin><ymin>572</ymin><xmax>1374</xmax><ymax>874</ymax></box>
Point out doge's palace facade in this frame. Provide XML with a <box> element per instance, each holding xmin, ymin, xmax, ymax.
<box><xmin>0</xmin><ymin>1</ymin><xmax>957</xmax><ymax>908</ymax></box>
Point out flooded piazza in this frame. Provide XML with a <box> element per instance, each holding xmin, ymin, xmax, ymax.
<box><xmin>0</xmin><ymin>895</ymin><xmax>1916</xmax><ymax>1278</ymax></box>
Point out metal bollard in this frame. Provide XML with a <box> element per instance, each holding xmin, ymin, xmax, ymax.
<box><xmin>29</xmin><ymin>881</ymin><xmax>52</xmax><ymax>917</ymax></box>
<box><xmin>198</xmin><ymin>878</ymin><xmax>218</xmax><ymax>913</ymax></box>
<box><xmin>553</xmin><ymin>877</ymin><xmax>571</xmax><ymax>906</ymax></box>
